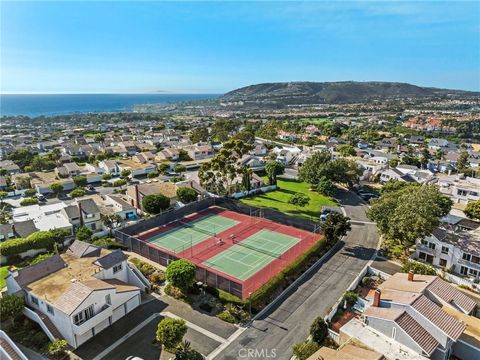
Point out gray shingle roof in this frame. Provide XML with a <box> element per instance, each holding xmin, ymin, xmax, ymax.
<box><xmin>427</xmin><ymin>277</ymin><xmax>477</xmax><ymax>315</ymax></box>
<box><xmin>77</xmin><ymin>198</ymin><xmax>100</xmax><ymax>215</ymax></box>
<box><xmin>67</xmin><ymin>240</ymin><xmax>101</xmax><ymax>258</ymax></box>
<box><xmin>94</xmin><ymin>249</ymin><xmax>127</xmax><ymax>269</ymax></box>
<box><xmin>15</xmin><ymin>255</ymin><xmax>66</xmax><ymax>286</ymax></box>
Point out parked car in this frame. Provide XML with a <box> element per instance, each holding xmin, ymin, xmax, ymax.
<box><xmin>35</xmin><ymin>193</ymin><xmax>46</xmax><ymax>202</ymax></box>
<box><xmin>87</xmin><ymin>185</ymin><xmax>95</xmax><ymax>191</ymax></box>
<box><xmin>358</xmin><ymin>192</ymin><xmax>379</xmax><ymax>201</ymax></box>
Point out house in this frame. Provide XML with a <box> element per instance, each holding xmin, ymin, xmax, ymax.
<box><xmin>250</xmin><ymin>141</ymin><xmax>268</xmax><ymax>156</ymax></box>
<box><xmin>240</xmin><ymin>155</ymin><xmax>266</xmax><ymax>171</ymax></box>
<box><xmin>13</xmin><ymin>202</ymin><xmax>73</xmax><ymax>235</ymax></box>
<box><xmin>409</xmin><ymin>136</ymin><xmax>425</xmax><ymax>146</ymax></box>
<box><xmin>118</xmin><ymin>159</ymin><xmax>156</xmax><ymax>177</ymax></box>
<box><xmin>62</xmin><ymin>198</ymin><xmax>102</xmax><ymax>233</ymax></box>
<box><xmin>89</xmin><ymin>194</ymin><xmax>138</xmax><ymax>222</ymax></box>
<box><xmin>0</xmin><ymin>160</ymin><xmax>21</xmax><ymax>175</ymax></box>
<box><xmin>28</xmin><ymin>172</ymin><xmax>75</xmax><ymax>194</ymax></box>
<box><xmin>379</xmin><ymin>168</ymin><xmax>416</xmax><ymax>183</ymax></box>
<box><xmin>155</xmin><ymin>147</ymin><xmax>180</xmax><ymax>162</ymax></box>
<box><xmin>361</xmin><ymin>272</ymin><xmax>479</xmax><ymax>360</ymax></box>
<box><xmin>375</xmin><ymin>138</ymin><xmax>397</xmax><ymax>151</ymax></box>
<box><xmin>428</xmin><ymin>138</ymin><xmax>450</xmax><ymax>150</ymax></box>
<box><xmin>306</xmin><ymin>343</ymin><xmax>383</xmax><ymax>360</ymax></box>
<box><xmin>0</xmin><ymin>220</ymin><xmax>39</xmax><ymax>241</ymax></box>
<box><xmin>183</xmin><ymin>144</ymin><xmax>214</xmax><ymax>161</ymax></box>
<box><xmin>98</xmin><ymin>160</ymin><xmax>120</xmax><ymax>176</ymax></box>
<box><xmin>396</xmin><ymin>164</ymin><xmax>419</xmax><ymax>175</ymax></box>
<box><xmin>132</xmin><ymin>151</ymin><xmax>155</xmax><ymax>164</ymax></box>
<box><xmin>126</xmin><ymin>182</ymin><xmax>179</xmax><ymax>210</ymax></box>
<box><xmin>437</xmin><ymin>175</ymin><xmax>480</xmax><ymax>205</ymax></box>
<box><xmin>6</xmin><ymin>241</ymin><xmax>149</xmax><ymax>348</ymax></box>
<box><xmin>414</xmin><ymin>226</ymin><xmax>480</xmax><ymax>280</ymax></box>
<box><xmin>56</xmin><ymin>162</ymin><xmax>82</xmax><ymax>177</ymax></box>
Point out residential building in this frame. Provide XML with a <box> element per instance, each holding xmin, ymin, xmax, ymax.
<box><xmin>126</xmin><ymin>182</ymin><xmax>179</xmax><ymax>210</ymax></box>
<box><xmin>438</xmin><ymin>175</ymin><xmax>480</xmax><ymax>205</ymax></box>
<box><xmin>6</xmin><ymin>241</ymin><xmax>150</xmax><ymax>348</ymax></box>
<box><xmin>98</xmin><ymin>160</ymin><xmax>120</xmax><ymax>176</ymax></box>
<box><xmin>183</xmin><ymin>144</ymin><xmax>214</xmax><ymax>161</ymax></box>
<box><xmin>118</xmin><ymin>159</ymin><xmax>156</xmax><ymax>177</ymax></box>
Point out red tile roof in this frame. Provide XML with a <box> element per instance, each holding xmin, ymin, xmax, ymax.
<box><xmin>427</xmin><ymin>277</ymin><xmax>477</xmax><ymax>315</ymax></box>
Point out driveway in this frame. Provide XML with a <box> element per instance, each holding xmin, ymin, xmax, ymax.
<box><xmin>213</xmin><ymin>189</ymin><xmax>379</xmax><ymax>359</ymax></box>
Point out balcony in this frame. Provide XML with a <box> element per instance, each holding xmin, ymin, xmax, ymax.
<box><xmin>72</xmin><ymin>303</ymin><xmax>112</xmax><ymax>335</ymax></box>
<box><xmin>416</xmin><ymin>244</ymin><xmax>437</xmax><ymax>255</ymax></box>
<box><xmin>458</xmin><ymin>258</ymin><xmax>480</xmax><ymax>271</ymax></box>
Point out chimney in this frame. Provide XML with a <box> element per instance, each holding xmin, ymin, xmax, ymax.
<box><xmin>408</xmin><ymin>271</ymin><xmax>414</xmax><ymax>282</ymax></box>
<box><xmin>373</xmin><ymin>289</ymin><xmax>381</xmax><ymax>307</ymax></box>
<box><xmin>78</xmin><ymin>201</ymin><xmax>84</xmax><ymax>226</ymax></box>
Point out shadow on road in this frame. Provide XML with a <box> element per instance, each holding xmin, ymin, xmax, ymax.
<box><xmin>342</xmin><ymin>244</ymin><xmax>376</xmax><ymax>261</ymax></box>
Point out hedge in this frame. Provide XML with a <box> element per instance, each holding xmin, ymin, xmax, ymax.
<box><xmin>0</xmin><ymin>231</ymin><xmax>58</xmax><ymax>257</ymax></box>
<box><xmin>250</xmin><ymin>239</ymin><xmax>328</xmax><ymax>308</ymax></box>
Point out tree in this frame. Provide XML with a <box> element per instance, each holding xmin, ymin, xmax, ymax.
<box><xmin>336</xmin><ymin>144</ymin><xmax>357</xmax><ymax>157</ymax></box>
<box><xmin>288</xmin><ymin>193</ymin><xmax>310</xmax><ymax>210</ymax></box>
<box><xmin>142</xmin><ymin>194</ymin><xmax>170</xmax><ymax>214</ymax></box>
<box><xmin>165</xmin><ymin>259</ymin><xmax>196</xmax><ymax>292</ymax></box>
<box><xmin>265</xmin><ymin>161</ymin><xmax>285</xmax><ymax>186</ymax></box>
<box><xmin>292</xmin><ymin>341</ymin><xmax>320</xmax><ymax>360</ymax></box>
<box><xmin>174</xmin><ymin>164</ymin><xmax>187</xmax><ymax>173</ymax></box>
<box><xmin>46</xmin><ymin>340</ymin><xmax>69</xmax><ymax>357</ymax></box>
<box><xmin>198</xmin><ymin>139</ymin><xmax>253</xmax><ymax>195</ymax></box>
<box><xmin>156</xmin><ymin>318</ymin><xmax>187</xmax><ymax>351</ymax></box>
<box><xmin>101</xmin><ymin>213</ymin><xmax>123</xmax><ymax>235</ymax></box>
<box><xmin>50</xmin><ymin>182</ymin><xmax>64</xmax><ymax>197</ymax></box>
<box><xmin>7</xmin><ymin>148</ymin><xmax>34</xmax><ymax>170</ymax></box>
<box><xmin>94</xmin><ymin>133</ymin><xmax>105</xmax><ymax>143</ymax></box>
<box><xmin>240</xmin><ymin>166</ymin><xmax>252</xmax><ymax>191</ymax></box>
<box><xmin>102</xmin><ymin>173</ymin><xmax>112</xmax><ymax>181</ymax></box>
<box><xmin>176</xmin><ymin>187</ymin><xmax>198</xmax><ymax>204</ymax></box>
<box><xmin>76</xmin><ymin>226</ymin><xmax>93</xmax><ymax>242</ymax></box>
<box><xmin>388</xmin><ymin>158</ymin><xmax>399</xmax><ymax>168</ymax></box>
<box><xmin>402</xmin><ymin>260</ymin><xmax>436</xmax><ymax>275</ymax></box>
<box><xmin>69</xmin><ymin>188</ymin><xmax>86</xmax><ymax>198</ymax></box>
<box><xmin>456</xmin><ymin>150</ymin><xmax>470</xmax><ymax>172</ymax></box>
<box><xmin>178</xmin><ymin>149</ymin><xmax>192</xmax><ymax>161</ymax></box>
<box><xmin>158</xmin><ymin>162</ymin><xmax>171</xmax><ymax>174</ymax></box>
<box><xmin>298</xmin><ymin>151</ymin><xmax>332</xmax><ymax>184</ymax></box>
<box><xmin>321</xmin><ymin>212</ymin><xmax>351</xmax><ymax>246</ymax></box>
<box><xmin>120</xmin><ymin>169</ymin><xmax>131</xmax><ymax>178</ymax></box>
<box><xmin>0</xmin><ymin>294</ymin><xmax>24</xmax><ymax>324</ymax></box>
<box><xmin>147</xmin><ymin>171</ymin><xmax>160</xmax><ymax>179</ymax></box>
<box><xmin>175</xmin><ymin>341</ymin><xmax>204</xmax><ymax>360</ymax></box>
<box><xmin>20</xmin><ymin>198</ymin><xmax>39</xmax><ymax>206</ymax></box>
<box><xmin>73</xmin><ymin>175</ymin><xmax>88</xmax><ymax>187</ymax></box>
<box><xmin>0</xmin><ymin>191</ymin><xmax>7</xmax><ymax>205</ymax></box>
<box><xmin>310</xmin><ymin>317</ymin><xmax>328</xmax><ymax>344</ymax></box>
<box><xmin>211</xmin><ymin>118</ymin><xmax>236</xmax><ymax>142</ymax></box>
<box><xmin>368</xmin><ymin>185</ymin><xmax>452</xmax><ymax>255</ymax></box>
<box><xmin>190</xmin><ymin>127</ymin><xmax>209</xmax><ymax>143</ymax></box>
<box><xmin>316</xmin><ymin>177</ymin><xmax>336</xmax><ymax>197</ymax></box>
<box><xmin>24</xmin><ymin>188</ymin><xmax>37</xmax><ymax>197</ymax></box>
<box><xmin>380</xmin><ymin>180</ymin><xmax>419</xmax><ymax>195</ymax></box>
<box><xmin>464</xmin><ymin>200</ymin><xmax>480</xmax><ymax>220</ymax></box>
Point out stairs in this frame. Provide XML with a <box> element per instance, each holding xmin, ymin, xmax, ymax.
<box><xmin>33</xmin><ymin>309</ymin><xmax>64</xmax><ymax>340</ymax></box>
<box><xmin>0</xmin><ymin>338</ymin><xmax>22</xmax><ymax>360</ymax></box>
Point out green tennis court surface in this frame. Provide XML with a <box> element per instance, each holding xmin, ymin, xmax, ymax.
<box><xmin>202</xmin><ymin>229</ymin><xmax>300</xmax><ymax>280</ymax></box>
<box><xmin>145</xmin><ymin>214</ymin><xmax>239</xmax><ymax>253</ymax></box>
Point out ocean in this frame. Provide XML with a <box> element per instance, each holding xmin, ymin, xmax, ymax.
<box><xmin>0</xmin><ymin>93</ymin><xmax>219</xmax><ymax>117</ymax></box>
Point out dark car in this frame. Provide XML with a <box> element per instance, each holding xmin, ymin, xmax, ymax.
<box><xmin>358</xmin><ymin>192</ymin><xmax>379</xmax><ymax>201</ymax></box>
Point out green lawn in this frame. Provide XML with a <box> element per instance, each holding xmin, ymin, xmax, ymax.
<box><xmin>0</xmin><ymin>266</ymin><xmax>9</xmax><ymax>289</ymax></box>
<box><xmin>241</xmin><ymin>179</ymin><xmax>336</xmax><ymax>220</ymax></box>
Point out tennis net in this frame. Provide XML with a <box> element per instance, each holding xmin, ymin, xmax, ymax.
<box><xmin>232</xmin><ymin>238</ymin><xmax>281</xmax><ymax>258</ymax></box>
<box><xmin>178</xmin><ymin>220</ymin><xmax>216</xmax><ymax>236</ymax></box>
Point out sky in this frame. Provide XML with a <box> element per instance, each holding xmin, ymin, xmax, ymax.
<box><xmin>1</xmin><ymin>1</ymin><xmax>479</xmax><ymax>94</ymax></box>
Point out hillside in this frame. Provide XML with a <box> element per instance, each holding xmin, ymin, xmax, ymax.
<box><xmin>219</xmin><ymin>81</ymin><xmax>478</xmax><ymax>108</ymax></box>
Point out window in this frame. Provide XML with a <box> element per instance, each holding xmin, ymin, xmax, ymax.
<box><xmin>47</xmin><ymin>304</ymin><xmax>54</xmax><ymax>315</ymax></box>
<box><xmin>463</xmin><ymin>253</ymin><xmax>471</xmax><ymax>262</ymax></box>
<box><xmin>419</xmin><ymin>252</ymin><xmax>427</xmax><ymax>260</ymax></box>
<box><xmin>105</xmin><ymin>294</ymin><xmax>111</xmax><ymax>305</ymax></box>
<box><xmin>428</xmin><ymin>243</ymin><xmax>436</xmax><ymax>250</ymax></box>
<box><xmin>31</xmin><ymin>296</ymin><xmax>39</xmax><ymax>306</ymax></box>
<box><xmin>460</xmin><ymin>266</ymin><xmax>468</xmax><ymax>276</ymax></box>
<box><xmin>74</xmin><ymin>305</ymin><xmax>95</xmax><ymax>325</ymax></box>
<box><xmin>113</xmin><ymin>264</ymin><xmax>122</xmax><ymax>273</ymax></box>
<box><xmin>90</xmin><ymin>223</ymin><xmax>96</xmax><ymax>231</ymax></box>
<box><xmin>471</xmin><ymin>255</ymin><xmax>480</xmax><ymax>264</ymax></box>
<box><xmin>421</xmin><ymin>240</ymin><xmax>428</xmax><ymax>246</ymax></box>
<box><xmin>469</xmin><ymin>268</ymin><xmax>479</xmax><ymax>277</ymax></box>
<box><xmin>439</xmin><ymin>259</ymin><xmax>447</xmax><ymax>267</ymax></box>
<box><xmin>441</xmin><ymin>246</ymin><xmax>449</xmax><ymax>254</ymax></box>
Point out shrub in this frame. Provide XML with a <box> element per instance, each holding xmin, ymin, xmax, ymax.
<box><xmin>29</xmin><ymin>252</ymin><xmax>54</xmax><ymax>266</ymax></box>
<box><xmin>292</xmin><ymin>341</ymin><xmax>320</xmax><ymax>360</ymax></box>
<box><xmin>362</xmin><ymin>276</ymin><xmax>374</xmax><ymax>287</ymax></box>
<box><xmin>176</xmin><ymin>187</ymin><xmax>198</xmax><ymax>204</ymax></box>
<box><xmin>46</xmin><ymin>339</ymin><xmax>69</xmax><ymax>356</ymax></box>
<box><xmin>217</xmin><ymin>311</ymin><xmax>236</xmax><ymax>323</ymax></box>
<box><xmin>20</xmin><ymin>197</ymin><xmax>39</xmax><ymax>206</ymax></box>
<box><xmin>156</xmin><ymin>318</ymin><xmax>187</xmax><ymax>350</ymax></box>
<box><xmin>102</xmin><ymin>173</ymin><xmax>112</xmax><ymax>180</ymax></box>
<box><xmin>130</xmin><ymin>257</ymin><xmax>157</xmax><ymax>276</ymax></box>
<box><xmin>342</xmin><ymin>290</ymin><xmax>358</xmax><ymax>306</ymax></box>
<box><xmin>310</xmin><ymin>317</ymin><xmax>328</xmax><ymax>344</ymax></box>
<box><xmin>166</xmin><ymin>259</ymin><xmax>196</xmax><ymax>292</ymax></box>
<box><xmin>199</xmin><ymin>303</ymin><xmax>213</xmax><ymax>313</ymax></box>
<box><xmin>69</xmin><ymin>188</ymin><xmax>86</xmax><ymax>198</ymax></box>
<box><xmin>73</xmin><ymin>175</ymin><xmax>87</xmax><ymax>187</ymax></box>
<box><xmin>149</xmin><ymin>272</ymin><xmax>165</xmax><ymax>285</ymax></box>
<box><xmin>76</xmin><ymin>226</ymin><xmax>93</xmax><ymax>242</ymax></box>
<box><xmin>0</xmin><ymin>294</ymin><xmax>24</xmax><ymax>321</ymax></box>
<box><xmin>164</xmin><ymin>284</ymin><xmax>185</xmax><ymax>300</ymax></box>
<box><xmin>147</xmin><ymin>171</ymin><xmax>159</xmax><ymax>179</ymax></box>
<box><xmin>24</xmin><ymin>188</ymin><xmax>37</xmax><ymax>197</ymax></box>
<box><xmin>92</xmin><ymin>238</ymin><xmax>127</xmax><ymax>250</ymax></box>
<box><xmin>112</xmin><ymin>179</ymin><xmax>127</xmax><ymax>187</ymax></box>
<box><xmin>402</xmin><ymin>260</ymin><xmax>436</xmax><ymax>275</ymax></box>
<box><xmin>0</xmin><ymin>231</ymin><xmax>59</xmax><ymax>257</ymax></box>
<box><xmin>142</xmin><ymin>193</ymin><xmax>170</xmax><ymax>214</ymax></box>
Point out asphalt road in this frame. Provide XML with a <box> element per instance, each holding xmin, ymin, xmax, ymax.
<box><xmin>214</xmin><ymin>189</ymin><xmax>378</xmax><ymax>360</ymax></box>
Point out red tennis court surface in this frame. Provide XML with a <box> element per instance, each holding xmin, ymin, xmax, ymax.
<box><xmin>134</xmin><ymin>206</ymin><xmax>321</xmax><ymax>299</ymax></box>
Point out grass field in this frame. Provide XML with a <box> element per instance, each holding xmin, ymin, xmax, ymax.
<box><xmin>240</xmin><ymin>179</ymin><xmax>336</xmax><ymax>220</ymax></box>
<box><xmin>0</xmin><ymin>266</ymin><xmax>8</xmax><ymax>288</ymax></box>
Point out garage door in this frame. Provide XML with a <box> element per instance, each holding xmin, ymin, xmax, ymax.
<box><xmin>125</xmin><ymin>295</ymin><xmax>140</xmax><ymax>314</ymax></box>
<box><xmin>94</xmin><ymin>318</ymin><xmax>110</xmax><ymax>334</ymax></box>
<box><xmin>112</xmin><ymin>305</ymin><xmax>126</xmax><ymax>323</ymax></box>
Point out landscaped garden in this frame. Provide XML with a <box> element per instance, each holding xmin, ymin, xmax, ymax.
<box><xmin>240</xmin><ymin>179</ymin><xmax>337</xmax><ymax>220</ymax></box>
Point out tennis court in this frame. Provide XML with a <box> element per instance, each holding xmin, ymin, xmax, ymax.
<box><xmin>202</xmin><ymin>229</ymin><xmax>300</xmax><ymax>280</ymax></box>
<box><xmin>144</xmin><ymin>214</ymin><xmax>239</xmax><ymax>253</ymax></box>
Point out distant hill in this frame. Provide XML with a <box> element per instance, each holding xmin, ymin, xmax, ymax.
<box><xmin>219</xmin><ymin>81</ymin><xmax>478</xmax><ymax>108</ymax></box>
